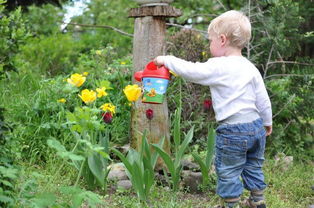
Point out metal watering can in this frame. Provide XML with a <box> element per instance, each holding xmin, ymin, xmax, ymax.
<box><xmin>134</xmin><ymin>61</ymin><xmax>170</xmax><ymax>104</ymax></box>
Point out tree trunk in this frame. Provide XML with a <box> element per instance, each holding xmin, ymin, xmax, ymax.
<box><xmin>130</xmin><ymin>6</ymin><xmax>181</xmax><ymax>169</ymax></box>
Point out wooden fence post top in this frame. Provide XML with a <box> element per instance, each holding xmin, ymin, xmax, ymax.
<box><xmin>128</xmin><ymin>5</ymin><xmax>182</xmax><ymax>18</ymax></box>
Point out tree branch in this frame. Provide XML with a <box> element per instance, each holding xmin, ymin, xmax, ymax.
<box><xmin>216</xmin><ymin>0</ymin><xmax>227</xmax><ymax>10</ymax></box>
<box><xmin>267</xmin><ymin>61</ymin><xmax>314</xmax><ymax>66</ymax></box>
<box><xmin>272</xmin><ymin>94</ymin><xmax>295</xmax><ymax>119</ymax></box>
<box><xmin>63</xmin><ymin>22</ymin><xmax>134</xmax><ymax>37</ymax></box>
<box><xmin>264</xmin><ymin>45</ymin><xmax>274</xmax><ymax>78</ymax></box>
<box><xmin>265</xmin><ymin>74</ymin><xmax>313</xmax><ymax>79</ymax></box>
<box><xmin>166</xmin><ymin>23</ymin><xmax>208</xmax><ymax>34</ymax></box>
<box><xmin>63</xmin><ymin>21</ymin><xmax>211</xmax><ymax>39</ymax></box>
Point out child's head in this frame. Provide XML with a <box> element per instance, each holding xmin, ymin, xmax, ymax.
<box><xmin>208</xmin><ymin>10</ymin><xmax>251</xmax><ymax>50</ymax></box>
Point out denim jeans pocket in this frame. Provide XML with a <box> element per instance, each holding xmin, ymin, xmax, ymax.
<box><xmin>219</xmin><ymin>136</ymin><xmax>248</xmax><ymax>167</ymax></box>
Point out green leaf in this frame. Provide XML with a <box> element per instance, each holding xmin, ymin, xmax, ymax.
<box><xmin>0</xmin><ymin>179</ymin><xmax>13</xmax><ymax>188</ymax></box>
<box><xmin>97</xmin><ymin>80</ymin><xmax>113</xmax><ymax>90</ymax></box>
<box><xmin>47</xmin><ymin>138</ymin><xmax>84</xmax><ymax>161</ymax></box>
<box><xmin>111</xmin><ymin>148</ymin><xmax>134</xmax><ymax>178</ymax></box>
<box><xmin>72</xmin><ymin>194</ymin><xmax>84</xmax><ymax>208</ymax></box>
<box><xmin>192</xmin><ymin>152</ymin><xmax>209</xmax><ymax>187</ymax></box>
<box><xmin>176</xmin><ymin>126</ymin><xmax>194</xmax><ymax>165</ymax></box>
<box><xmin>173</xmin><ymin>108</ymin><xmax>181</xmax><ymax>151</ymax></box>
<box><xmin>151</xmin><ymin>137</ymin><xmax>165</xmax><ymax>169</ymax></box>
<box><xmin>81</xmin><ymin>164</ymin><xmax>97</xmax><ymax>189</ymax></box>
<box><xmin>0</xmin><ymin>194</ymin><xmax>14</xmax><ymax>204</ymax></box>
<box><xmin>152</xmin><ymin>144</ymin><xmax>175</xmax><ymax>176</ymax></box>
<box><xmin>132</xmin><ymin>161</ymin><xmax>145</xmax><ymax>201</ymax></box>
<box><xmin>87</xmin><ymin>153</ymin><xmax>104</xmax><ymax>186</ymax></box>
<box><xmin>47</xmin><ymin>138</ymin><xmax>66</xmax><ymax>152</ymax></box>
<box><xmin>66</xmin><ymin>111</ymin><xmax>77</xmax><ymax>122</ymax></box>
<box><xmin>205</xmin><ymin>127</ymin><xmax>215</xmax><ymax>168</ymax></box>
<box><xmin>32</xmin><ymin>192</ymin><xmax>56</xmax><ymax>208</ymax></box>
<box><xmin>61</xmin><ymin>152</ymin><xmax>85</xmax><ymax>161</ymax></box>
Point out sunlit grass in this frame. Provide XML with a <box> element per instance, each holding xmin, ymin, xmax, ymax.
<box><xmin>15</xmin><ymin>155</ymin><xmax>313</xmax><ymax>208</ymax></box>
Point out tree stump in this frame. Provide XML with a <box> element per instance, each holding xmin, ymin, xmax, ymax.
<box><xmin>129</xmin><ymin>5</ymin><xmax>181</xmax><ymax>169</ymax></box>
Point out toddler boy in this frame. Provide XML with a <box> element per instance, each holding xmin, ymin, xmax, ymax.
<box><xmin>154</xmin><ymin>10</ymin><xmax>272</xmax><ymax>208</ymax></box>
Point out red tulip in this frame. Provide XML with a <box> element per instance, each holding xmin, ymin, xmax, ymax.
<box><xmin>203</xmin><ymin>99</ymin><xmax>212</xmax><ymax>111</ymax></box>
<box><xmin>146</xmin><ymin>109</ymin><xmax>154</xmax><ymax>120</ymax></box>
<box><xmin>102</xmin><ymin>112</ymin><xmax>113</xmax><ymax>124</ymax></box>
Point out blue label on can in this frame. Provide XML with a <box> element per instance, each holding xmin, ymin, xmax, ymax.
<box><xmin>142</xmin><ymin>77</ymin><xmax>169</xmax><ymax>103</ymax></box>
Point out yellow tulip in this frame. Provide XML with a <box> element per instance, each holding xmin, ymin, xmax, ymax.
<box><xmin>120</xmin><ymin>61</ymin><xmax>126</xmax><ymax>65</ymax></box>
<box><xmin>67</xmin><ymin>73</ymin><xmax>86</xmax><ymax>87</ymax></box>
<box><xmin>123</xmin><ymin>84</ymin><xmax>141</xmax><ymax>102</ymax></box>
<box><xmin>79</xmin><ymin>89</ymin><xmax>96</xmax><ymax>104</ymax></box>
<box><xmin>82</xmin><ymin>72</ymin><xmax>89</xmax><ymax>76</ymax></box>
<box><xmin>100</xmin><ymin>103</ymin><xmax>116</xmax><ymax>114</ymax></box>
<box><xmin>57</xmin><ymin>98</ymin><xmax>66</xmax><ymax>103</ymax></box>
<box><xmin>96</xmin><ymin>87</ymin><xmax>108</xmax><ymax>98</ymax></box>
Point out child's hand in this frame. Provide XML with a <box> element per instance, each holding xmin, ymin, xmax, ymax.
<box><xmin>153</xmin><ymin>56</ymin><xmax>165</xmax><ymax>66</ymax></box>
<box><xmin>265</xmin><ymin>125</ymin><xmax>272</xmax><ymax>136</ymax></box>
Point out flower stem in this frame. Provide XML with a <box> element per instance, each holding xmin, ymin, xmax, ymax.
<box><xmin>74</xmin><ymin>160</ymin><xmax>85</xmax><ymax>187</ymax></box>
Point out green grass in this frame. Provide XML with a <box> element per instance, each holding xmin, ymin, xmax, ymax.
<box><xmin>14</xmin><ymin>155</ymin><xmax>314</xmax><ymax>208</ymax></box>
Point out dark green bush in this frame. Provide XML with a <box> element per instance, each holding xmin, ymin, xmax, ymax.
<box><xmin>0</xmin><ymin>2</ymin><xmax>29</xmax><ymax>79</ymax></box>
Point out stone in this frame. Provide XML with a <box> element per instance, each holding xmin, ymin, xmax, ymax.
<box><xmin>155</xmin><ymin>172</ymin><xmax>169</xmax><ymax>186</ymax></box>
<box><xmin>108</xmin><ymin>169</ymin><xmax>128</xmax><ymax>181</ymax></box>
<box><xmin>182</xmin><ymin>170</ymin><xmax>203</xmax><ymax>193</ymax></box>
<box><xmin>181</xmin><ymin>159</ymin><xmax>200</xmax><ymax>171</ymax></box>
<box><xmin>108</xmin><ymin>162</ymin><xmax>125</xmax><ymax>171</ymax></box>
<box><xmin>119</xmin><ymin>144</ymin><xmax>130</xmax><ymax>154</ymax></box>
<box><xmin>117</xmin><ymin>180</ymin><xmax>132</xmax><ymax>190</ymax></box>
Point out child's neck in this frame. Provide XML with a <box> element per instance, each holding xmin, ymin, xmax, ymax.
<box><xmin>223</xmin><ymin>46</ymin><xmax>242</xmax><ymax>57</ymax></box>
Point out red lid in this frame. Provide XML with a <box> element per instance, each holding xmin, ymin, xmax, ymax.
<box><xmin>134</xmin><ymin>61</ymin><xmax>170</xmax><ymax>81</ymax></box>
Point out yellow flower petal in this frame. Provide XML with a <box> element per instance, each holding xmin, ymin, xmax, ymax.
<box><xmin>123</xmin><ymin>84</ymin><xmax>142</xmax><ymax>102</ymax></box>
<box><xmin>82</xmin><ymin>72</ymin><xmax>89</xmax><ymax>76</ymax></box>
<box><xmin>79</xmin><ymin>89</ymin><xmax>96</xmax><ymax>104</ymax></box>
<box><xmin>57</xmin><ymin>98</ymin><xmax>66</xmax><ymax>103</ymax></box>
<box><xmin>96</xmin><ymin>87</ymin><xmax>108</xmax><ymax>98</ymax></box>
<box><xmin>67</xmin><ymin>73</ymin><xmax>86</xmax><ymax>87</ymax></box>
<box><xmin>100</xmin><ymin>103</ymin><xmax>116</xmax><ymax>114</ymax></box>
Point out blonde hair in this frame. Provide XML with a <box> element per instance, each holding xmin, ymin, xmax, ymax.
<box><xmin>208</xmin><ymin>10</ymin><xmax>251</xmax><ymax>49</ymax></box>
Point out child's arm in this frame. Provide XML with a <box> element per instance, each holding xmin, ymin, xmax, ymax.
<box><xmin>154</xmin><ymin>55</ymin><xmax>218</xmax><ymax>85</ymax></box>
<box><xmin>253</xmin><ymin>72</ymin><xmax>273</xmax><ymax>136</ymax></box>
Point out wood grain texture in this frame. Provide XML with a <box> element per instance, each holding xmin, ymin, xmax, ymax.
<box><xmin>131</xmin><ymin>16</ymin><xmax>170</xmax><ymax>169</ymax></box>
<box><xmin>129</xmin><ymin>5</ymin><xmax>182</xmax><ymax>17</ymax></box>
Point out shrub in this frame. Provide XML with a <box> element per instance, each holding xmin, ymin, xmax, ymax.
<box><xmin>0</xmin><ymin>1</ymin><xmax>29</xmax><ymax>79</ymax></box>
<box><xmin>15</xmin><ymin>34</ymin><xmax>82</xmax><ymax>76</ymax></box>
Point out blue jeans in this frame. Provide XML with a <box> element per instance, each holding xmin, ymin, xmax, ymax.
<box><xmin>215</xmin><ymin>118</ymin><xmax>267</xmax><ymax>199</ymax></box>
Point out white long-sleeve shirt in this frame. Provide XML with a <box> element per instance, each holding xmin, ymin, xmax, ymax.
<box><xmin>163</xmin><ymin>55</ymin><xmax>272</xmax><ymax>126</ymax></box>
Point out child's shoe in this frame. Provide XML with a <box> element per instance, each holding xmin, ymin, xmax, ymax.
<box><xmin>242</xmin><ymin>197</ymin><xmax>266</xmax><ymax>208</ymax></box>
<box><xmin>214</xmin><ymin>198</ymin><xmax>240</xmax><ymax>208</ymax></box>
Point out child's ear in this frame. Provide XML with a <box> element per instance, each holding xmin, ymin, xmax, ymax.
<box><xmin>220</xmin><ymin>34</ymin><xmax>227</xmax><ymax>46</ymax></box>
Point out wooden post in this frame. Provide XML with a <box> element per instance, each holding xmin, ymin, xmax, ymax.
<box><xmin>129</xmin><ymin>5</ymin><xmax>181</xmax><ymax>169</ymax></box>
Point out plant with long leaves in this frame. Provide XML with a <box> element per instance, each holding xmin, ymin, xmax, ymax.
<box><xmin>111</xmin><ymin>133</ymin><xmax>162</xmax><ymax>202</ymax></box>
<box><xmin>192</xmin><ymin>125</ymin><xmax>215</xmax><ymax>188</ymax></box>
<box><xmin>152</xmin><ymin>107</ymin><xmax>194</xmax><ymax>191</ymax></box>
<box><xmin>47</xmin><ymin>130</ymin><xmax>110</xmax><ymax>191</ymax></box>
